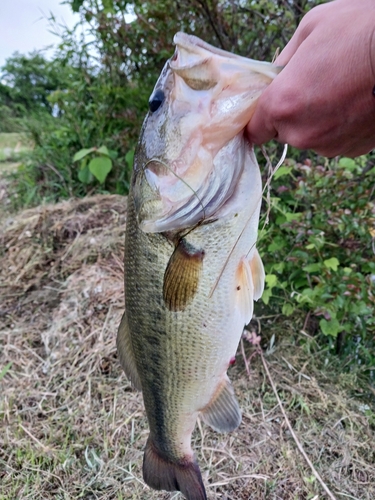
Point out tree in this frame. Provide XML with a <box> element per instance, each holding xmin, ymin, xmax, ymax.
<box><xmin>0</xmin><ymin>52</ymin><xmax>75</xmax><ymax>117</ymax></box>
<box><xmin>9</xmin><ymin>0</ymin><xmax>326</xmax><ymax>198</ymax></box>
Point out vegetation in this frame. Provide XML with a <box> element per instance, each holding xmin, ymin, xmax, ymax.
<box><xmin>0</xmin><ymin>0</ymin><xmax>373</xmax><ymax>369</ymax></box>
<box><xmin>1</xmin><ymin>195</ymin><xmax>374</xmax><ymax>500</ymax></box>
<box><xmin>258</xmin><ymin>153</ymin><xmax>375</xmax><ymax>367</ymax></box>
<box><xmin>0</xmin><ymin>3</ymin><xmax>374</xmax><ymax>498</ymax></box>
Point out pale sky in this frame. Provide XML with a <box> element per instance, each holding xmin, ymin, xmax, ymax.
<box><xmin>0</xmin><ymin>0</ymin><xmax>80</xmax><ymax>68</ymax></box>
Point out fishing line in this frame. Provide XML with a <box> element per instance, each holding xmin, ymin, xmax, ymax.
<box><xmin>246</xmin><ymin>142</ymin><xmax>288</xmax><ymax>254</ymax></box>
<box><xmin>208</xmin><ymin>143</ymin><xmax>288</xmax><ymax>298</ymax></box>
<box><xmin>259</xmin><ymin>142</ymin><xmax>288</xmax><ymax>233</ymax></box>
<box><xmin>143</xmin><ymin>158</ymin><xmax>207</xmax><ymax>223</ymax></box>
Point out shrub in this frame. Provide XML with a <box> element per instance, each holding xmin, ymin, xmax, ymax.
<box><xmin>258</xmin><ymin>152</ymin><xmax>375</xmax><ymax>369</ymax></box>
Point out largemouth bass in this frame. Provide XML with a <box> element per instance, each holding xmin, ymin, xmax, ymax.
<box><xmin>117</xmin><ymin>32</ymin><xmax>280</xmax><ymax>500</ymax></box>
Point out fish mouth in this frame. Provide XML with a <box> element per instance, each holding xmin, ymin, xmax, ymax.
<box><xmin>134</xmin><ymin>159</ymin><xmax>184</xmax><ymax>232</ymax></box>
<box><xmin>133</xmin><ymin>160</ymin><xmax>168</xmax><ymax>226</ymax></box>
<box><xmin>134</xmin><ymin>157</ymin><xmax>206</xmax><ymax>233</ymax></box>
<box><xmin>134</xmin><ymin>135</ymin><xmax>247</xmax><ymax>234</ymax></box>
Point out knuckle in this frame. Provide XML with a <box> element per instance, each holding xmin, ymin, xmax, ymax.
<box><xmin>296</xmin><ymin>3</ymin><xmax>326</xmax><ymax>40</ymax></box>
<box><xmin>289</xmin><ymin>134</ymin><xmax>314</xmax><ymax>151</ymax></box>
<box><xmin>270</xmin><ymin>86</ymin><xmax>304</xmax><ymax>123</ymax></box>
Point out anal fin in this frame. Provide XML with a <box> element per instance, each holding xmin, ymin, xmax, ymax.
<box><xmin>116</xmin><ymin>312</ymin><xmax>142</xmax><ymax>390</ymax></box>
<box><xmin>200</xmin><ymin>376</ymin><xmax>241</xmax><ymax>433</ymax></box>
<box><xmin>143</xmin><ymin>438</ymin><xmax>207</xmax><ymax>500</ymax></box>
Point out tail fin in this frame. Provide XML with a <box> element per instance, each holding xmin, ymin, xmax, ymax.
<box><xmin>143</xmin><ymin>438</ymin><xmax>207</xmax><ymax>500</ymax></box>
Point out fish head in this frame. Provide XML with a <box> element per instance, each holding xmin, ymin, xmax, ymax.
<box><xmin>133</xmin><ymin>32</ymin><xmax>281</xmax><ymax>233</ymax></box>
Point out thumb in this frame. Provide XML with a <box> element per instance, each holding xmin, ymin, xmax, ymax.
<box><xmin>246</xmin><ymin>86</ymin><xmax>278</xmax><ymax>145</ymax></box>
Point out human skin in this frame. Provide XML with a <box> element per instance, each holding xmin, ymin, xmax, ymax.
<box><xmin>247</xmin><ymin>0</ymin><xmax>375</xmax><ymax>158</ymax></box>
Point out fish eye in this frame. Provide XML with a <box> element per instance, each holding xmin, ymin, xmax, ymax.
<box><xmin>149</xmin><ymin>89</ymin><xmax>165</xmax><ymax>113</ymax></box>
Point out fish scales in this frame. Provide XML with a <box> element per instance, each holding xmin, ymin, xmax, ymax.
<box><xmin>117</xmin><ymin>32</ymin><xmax>280</xmax><ymax>500</ymax></box>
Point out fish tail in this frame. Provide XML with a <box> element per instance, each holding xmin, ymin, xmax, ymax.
<box><xmin>143</xmin><ymin>437</ymin><xmax>207</xmax><ymax>500</ymax></box>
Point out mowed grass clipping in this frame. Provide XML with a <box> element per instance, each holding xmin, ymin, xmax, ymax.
<box><xmin>1</xmin><ymin>195</ymin><xmax>374</xmax><ymax>500</ymax></box>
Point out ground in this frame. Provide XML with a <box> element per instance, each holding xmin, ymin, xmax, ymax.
<box><xmin>0</xmin><ymin>174</ymin><xmax>374</xmax><ymax>499</ymax></box>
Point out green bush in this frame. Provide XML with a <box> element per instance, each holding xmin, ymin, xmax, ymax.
<box><xmin>258</xmin><ymin>152</ymin><xmax>375</xmax><ymax>369</ymax></box>
<box><xmin>0</xmin><ymin>106</ymin><xmax>24</xmax><ymax>133</ymax></box>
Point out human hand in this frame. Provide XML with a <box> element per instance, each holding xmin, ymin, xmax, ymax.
<box><xmin>247</xmin><ymin>0</ymin><xmax>375</xmax><ymax>158</ymax></box>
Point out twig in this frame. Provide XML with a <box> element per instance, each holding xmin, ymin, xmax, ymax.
<box><xmin>258</xmin><ymin>349</ymin><xmax>337</xmax><ymax>500</ymax></box>
<box><xmin>22</xmin><ymin>466</ymin><xmax>64</xmax><ymax>487</ymax></box>
<box><xmin>19</xmin><ymin>423</ymin><xmax>51</xmax><ymax>453</ymax></box>
<box><xmin>240</xmin><ymin>338</ymin><xmax>251</xmax><ymax>377</ymax></box>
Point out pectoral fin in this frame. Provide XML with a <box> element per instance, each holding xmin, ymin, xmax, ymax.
<box><xmin>163</xmin><ymin>239</ymin><xmax>205</xmax><ymax>312</ymax></box>
<box><xmin>116</xmin><ymin>312</ymin><xmax>142</xmax><ymax>390</ymax></box>
<box><xmin>200</xmin><ymin>376</ymin><xmax>241</xmax><ymax>433</ymax></box>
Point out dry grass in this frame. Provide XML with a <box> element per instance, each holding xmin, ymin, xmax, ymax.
<box><xmin>1</xmin><ymin>194</ymin><xmax>374</xmax><ymax>500</ymax></box>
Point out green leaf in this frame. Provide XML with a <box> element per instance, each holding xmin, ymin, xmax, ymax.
<box><xmin>71</xmin><ymin>0</ymin><xmax>85</xmax><ymax>12</ymax></box>
<box><xmin>125</xmin><ymin>149</ymin><xmax>135</xmax><ymax>169</ymax></box>
<box><xmin>349</xmin><ymin>301</ymin><xmax>372</xmax><ymax>316</ymax></box>
<box><xmin>0</xmin><ymin>362</ymin><xmax>12</xmax><ymax>381</ymax></box>
<box><xmin>282</xmin><ymin>303</ymin><xmax>294</xmax><ymax>316</ymax></box>
<box><xmin>262</xmin><ymin>288</ymin><xmax>272</xmax><ymax>305</ymax></box>
<box><xmin>78</xmin><ymin>164</ymin><xmax>93</xmax><ymax>184</ymax></box>
<box><xmin>319</xmin><ymin>318</ymin><xmax>342</xmax><ymax>337</ymax></box>
<box><xmin>274</xmin><ymin>165</ymin><xmax>292</xmax><ymax>180</ymax></box>
<box><xmin>296</xmin><ymin>288</ymin><xmax>315</xmax><ymax>304</ymax></box>
<box><xmin>338</xmin><ymin>157</ymin><xmax>356</xmax><ymax>171</ymax></box>
<box><xmin>108</xmin><ymin>149</ymin><xmax>118</xmax><ymax>160</ymax></box>
<box><xmin>324</xmin><ymin>257</ymin><xmax>339</xmax><ymax>272</ymax></box>
<box><xmin>73</xmin><ymin>148</ymin><xmax>95</xmax><ymax>162</ymax></box>
<box><xmin>97</xmin><ymin>145</ymin><xmax>110</xmax><ymax>156</ymax></box>
<box><xmin>303</xmin><ymin>263</ymin><xmax>321</xmax><ymax>273</ymax></box>
<box><xmin>285</xmin><ymin>212</ymin><xmax>302</xmax><ymax>222</ymax></box>
<box><xmin>265</xmin><ymin>274</ymin><xmax>277</xmax><ymax>289</ymax></box>
<box><xmin>102</xmin><ymin>0</ymin><xmax>115</xmax><ymax>13</ymax></box>
<box><xmin>275</xmin><ymin>214</ymin><xmax>286</xmax><ymax>225</ymax></box>
<box><xmin>273</xmin><ymin>262</ymin><xmax>285</xmax><ymax>273</ymax></box>
<box><xmin>268</xmin><ymin>237</ymin><xmax>286</xmax><ymax>252</ymax></box>
<box><xmin>88</xmin><ymin>156</ymin><xmax>112</xmax><ymax>184</ymax></box>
